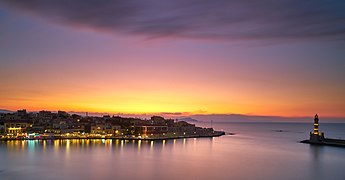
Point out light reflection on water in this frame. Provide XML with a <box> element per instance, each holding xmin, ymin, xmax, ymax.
<box><xmin>0</xmin><ymin>123</ymin><xmax>345</xmax><ymax>180</ymax></box>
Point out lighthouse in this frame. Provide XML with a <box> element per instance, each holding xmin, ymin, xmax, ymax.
<box><xmin>310</xmin><ymin>114</ymin><xmax>324</xmax><ymax>142</ymax></box>
<box><xmin>301</xmin><ymin>114</ymin><xmax>345</xmax><ymax>147</ymax></box>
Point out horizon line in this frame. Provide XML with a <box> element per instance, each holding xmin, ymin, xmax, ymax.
<box><xmin>1</xmin><ymin>108</ymin><xmax>345</xmax><ymax>119</ymax></box>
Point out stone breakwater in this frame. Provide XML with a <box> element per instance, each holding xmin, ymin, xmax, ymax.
<box><xmin>300</xmin><ymin>138</ymin><xmax>345</xmax><ymax>148</ymax></box>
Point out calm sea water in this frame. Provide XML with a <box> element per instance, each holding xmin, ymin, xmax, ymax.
<box><xmin>1</xmin><ymin>122</ymin><xmax>345</xmax><ymax>180</ymax></box>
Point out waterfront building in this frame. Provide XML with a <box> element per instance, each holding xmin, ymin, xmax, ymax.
<box><xmin>0</xmin><ymin>122</ymin><xmax>5</xmax><ymax>134</ymax></box>
<box><xmin>57</xmin><ymin>111</ymin><xmax>69</xmax><ymax>118</ymax></box>
<box><xmin>90</xmin><ymin>124</ymin><xmax>121</xmax><ymax>135</ymax></box>
<box><xmin>16</xmin><ymin>109</ymin><xmax>27</xmax><ymax>119</ymax></box>
<box><xmin>27</xmin><ymin>125</ymin><xmax>45</xmax><ymax>134</ymax></box>
<box><xmin>4</xmin><ymin>121</ymin><xmax>30</xmax><ymax>135</ymax></box>
<box><xmin>2</xmin><ymin>113</ymin><xmax>16</xmax><ymax>120</ymax></box>
<box><xmin>309</xmin><ymin>114</ymin><xmax>325</xmax><ymax>142</ymax></box>
<box><xmin>62</xmin><ymin>125</ymin><xmax>86</xmax><ymax>134</ymax></box>
<box><xmin>38</xmin><ymin>111</ymin><xmax>53</xmax><ymax>123</ymax></box>
<box><xmin>150</xmin><ymin>116</ymin><xmax>165</xmax><ymax>125</ymax></box>
<box><xmin>168</xmin><ymin>121</ymin><xmax>196</xmax><ymax>134</ymax></box>
<box><xmin>134</xmin><ymin>125</ymin><xmax>168</xmax><ymax>135</ymax></box>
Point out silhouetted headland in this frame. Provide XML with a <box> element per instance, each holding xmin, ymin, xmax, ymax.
<box><xmin>301</xmin><ymin>114</ymin><xmax>345</xmax><ymax>148</ymax></box>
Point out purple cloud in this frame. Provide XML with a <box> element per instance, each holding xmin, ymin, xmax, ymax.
<box><xmin>1</xmin><ymin>0</ymin><xmax>345</xmax><ymax>42</ymax></box>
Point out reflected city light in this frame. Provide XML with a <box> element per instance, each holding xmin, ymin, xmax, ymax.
<box><xmin>138</xmin><ymin>140</ymin><xmax>141</xmax><ymax>151</ymax></box>
<box><xmin>54</xmin><ymin>140</ymin><xmax>60</xmax><ymax>151</ymax></box>
<box><xmin>43</xmin><ymin>140</ymin><xmax>46</xmax><ymax>151</ymax></box>
<box><xmin>21</xmin><ymin>140</ymin><xmax>26</xmax><ymax>151</ymax></box>
<box><xmin>150</xmin><ymin>141</ymin><xmax>154</xmax><ymax>150</ymax></box>
<box><xmin>27</xmin><ymin>140</ymin><xmax>36</xmax><ymax>152</ymax></box>
<box><xmin>173</xmin><ymin>139</ymin><xmax>177</xmax><ymax>148</ymax></box>
<box><xmin>85</xmin><ymin>140</ymin><xmax>89</xmax><ymax>147</ymax></box>
<box><xmin>121</xmin><ymin>140</ymin><xmax>124</xmax><ymax>149</ymax></box>
<box><xmin>66</xmin><ymin>140</ymin><xmax>70</xmax><ymax>157</ymax></box>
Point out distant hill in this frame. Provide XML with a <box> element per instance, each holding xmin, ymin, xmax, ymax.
<box><xmin>178</xmin><ymin>117</ymin><xmax>201</xmax><ymax>123</ymax></box>
<box><xmin>188</xmin><ymin>114</ymin><xmax>345</xmax><ymax>123</ymax></box>
<box><xmin>0</xmin><ymin>109</ymin><xmax>13</xmax><ymax>114</ymax></box>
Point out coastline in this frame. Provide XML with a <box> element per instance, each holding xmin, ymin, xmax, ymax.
<box><xmin>0</xmin><ymin>131</ymin><xmax>226</xmax><ymax>141</ymax></box>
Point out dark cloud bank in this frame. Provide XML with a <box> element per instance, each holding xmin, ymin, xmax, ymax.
<box><xmin>1</xmin><ymin>0</ymin><xmax>345</xmax><ymax>42</ymax></box>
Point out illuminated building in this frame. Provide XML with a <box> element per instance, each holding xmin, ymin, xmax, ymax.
<box><xmin>90</xmin><ymin>124</ymin><xmax>121</xmax><ymax>135</ymax></box>
<box><xmin>135</xmin><ymin>125</ymin><xmax>168</xmax><ymax>135</ymax></box>
<box><xmin>4</xmin><ymin>121</ymin><xmax>31</xmax><ymax>137</ymax></box>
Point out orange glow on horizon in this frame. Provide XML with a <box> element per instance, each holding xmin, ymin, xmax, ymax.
<box><xmin>1</xmin><ymin>71</ymin><xmax>345</xmax><ymax>118</ymax></box>
<box><xmin>1</xmin><ymin>88</ymin><xmax>345</xmax><ymax>118</ymax></box>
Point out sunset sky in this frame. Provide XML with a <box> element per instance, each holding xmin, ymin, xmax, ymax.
<box><xmin>1</xmin><ymin>1</ymin><xmax>345</xmax><ymax>117</ymax></box>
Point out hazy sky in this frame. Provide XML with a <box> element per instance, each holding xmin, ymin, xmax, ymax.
<box><xmin>1</xmin><ymin>1</ymin><xmax>345</xmax><ymax>117</ymax></box>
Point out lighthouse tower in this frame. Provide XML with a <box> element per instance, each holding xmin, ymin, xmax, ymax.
<box><xmin>309</xmin><ymin>114</ymin><xmax>325</xmax><ymax>142</ymax></box>
<box><xmin>313</xmin><ymin>114</ymin><xmax>319</xmax><ymax>135</ymax></box>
